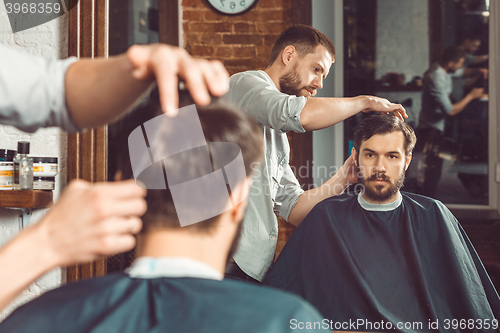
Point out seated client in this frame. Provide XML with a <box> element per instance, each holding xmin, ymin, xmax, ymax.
<box><xmin>264</xmin><ymin>114</ymin><xmax>500</xmax><ymax>332</ymax></box>
<box><xmin>0</xmin><ymin>91</ymin><xmax>324</xmax><ymax>332</ymax></box>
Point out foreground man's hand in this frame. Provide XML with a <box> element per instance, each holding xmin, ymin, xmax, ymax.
<box><xmin>66</xmin><ymin>44</ymin><xmax>230</xmax><ymax>128</ymax></box>
<box><xmin>0</xmin><ymin>179</ymin><xmax>146</xmax><ymax>311</ymax></box>
<box><xmin>127</xmin><ymin>44</ymin><xmax>229</xmax><ymax>115</ymax></box>
<box><xmin>38</xmin><ymin>179</ymin><xmax>147</xmax><ymax>266</ymax></box>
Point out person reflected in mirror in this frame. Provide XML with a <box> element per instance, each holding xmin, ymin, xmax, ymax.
<box><xmin>416</xmin><ymin>46</ymin><xmax>485</xmax><ymax>197</ymax></box>
<box><xmin>264</xmin><ymin>114</ymin><xmax>500</xmax><ymax>332</ymax></box>
<box><xmin>224</xmin><ymin>24</ymin><xmax>404</xmax><ymax>284</ymax></box>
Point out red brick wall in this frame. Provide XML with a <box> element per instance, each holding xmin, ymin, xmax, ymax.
<box><xmin>182</xmin><ymin>0</ymin><xmax>297</xmax><ymax>260</ymax></box>
<box><xmin>182</xmin><ymin>0</ymin><xmax>293</xmax><ymax>75</ymax></box>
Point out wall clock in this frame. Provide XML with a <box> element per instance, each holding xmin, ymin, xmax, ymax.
<box><xmin>207</xmin><ymin>0</ymin><xmax>258</xmax><ymax>15</ymax></box>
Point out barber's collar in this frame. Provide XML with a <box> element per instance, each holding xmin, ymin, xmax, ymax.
<box><xmin>357</xmin><ymin>192</ymin><xmax>402</xmax><ymax>211</ymax></box>
<box><xmin>126</xmin><ymin>257</ymin><xmax>223</xmax><ymax>281</ymax></box>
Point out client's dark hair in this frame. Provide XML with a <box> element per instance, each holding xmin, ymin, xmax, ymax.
<box><xmin>353</xmin><ymin>114</ymin><xmax>416</xmax><ymax>156</ymax></box>
<box><xmin>116</xmin><ymin>88</ymin><xmax>263</xmax><ymax>233</ymax></box>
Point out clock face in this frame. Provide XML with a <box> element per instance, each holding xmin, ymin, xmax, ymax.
<box><xmin>207</xmin><ymin>0</ymin><xmax>258</xmax><ymax>15</ymax></box>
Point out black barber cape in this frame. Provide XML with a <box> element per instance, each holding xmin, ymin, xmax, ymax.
<box><xmin>0</xmin><ymin>274</ymin><xmax>325</xmax><ymax>332</ymax></box>
<box><xmin>264</xmin><ymin>192</ymin><xmax>500</xmax><ymax>332</ymax></box>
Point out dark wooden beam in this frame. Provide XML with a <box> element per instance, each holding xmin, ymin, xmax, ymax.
<box><xmin>276</xmin><ymin>0</ymin><xmax>313</xmax><ymax>261</ymax></box>
<box><xmin>158</xmin><ymin>0</ymin><xmax>179</xmax><ymax>46</ymax></box>
<box><xmin>289</xmin><ymin>0</ymin><xmax>313</xmax><ymax>189</ymax></box>
<box><xmin>66</xmin><ymin>0</ymin><xmax>108</xmax><ymax>283</ymax></box>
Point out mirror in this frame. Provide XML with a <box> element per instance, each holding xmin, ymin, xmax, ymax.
<box><xmin>343</xmin><ymin>0</ymin><xmax>490</xmax><ymax>205</ymax></box>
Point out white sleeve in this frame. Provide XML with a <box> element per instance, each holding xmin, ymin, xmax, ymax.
<box><xmin>226</xmin><ymin>72</ymin><xmax>307</xmax><ymax>134</ymax></box>
<box><xmin>0</xmin><ymin>45</ymin><xmax>80</xmax><ymax>133</ymax></box>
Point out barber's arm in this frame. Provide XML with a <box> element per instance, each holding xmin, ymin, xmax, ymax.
<box><xmin>429</xmin><ymin>75</ymin><xmax>484</xmax><ymax>117</ymax></box>
<box><xmin>229</xmin><ymin>73</ymin><xmax>406</xmax><ymax>134</ymax></box>
<box><xmin>300</xmin><ymin>96</ymin><xmax>407</xmax><ymax>131</ymax></box>
<box><xmin>66</xmin><ymin>44</ymin><xmax>229</xmax><ymax>129</ymax></box>
<box><xmin>449</xmin><ymin>88</ymin><xmax>484</xmax><ymax>116</ymax></box>
<box><xmin>282</xmin><ymin>155</ymin><xmax>357</xmax><ymax>227</ymax></box>
<box><xmin>0</xmin><ymin>180</ymin><xmax>146</xmax><ymax>311</ymax></box>
<box><xmin>461</xmin><ymin>67</ymin><xmax>488</xmax><ymax>79</ymax></box>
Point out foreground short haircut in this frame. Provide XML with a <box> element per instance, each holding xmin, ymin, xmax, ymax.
<box><xmin>353</xmin><ymin>114</ymin><xmax>416</xmax><ymax>156</ymax></box>
<box><xmin>116</xmin><ymin>89</ymin><xmax>263</xmax><ymax>232</ymax></box>
<box><xmin>441</xmin><ymin>46</ymin><xmax>466</xmax><ymax>64</ymax></box>
<box><xmin>267</xmin><ymin>24</ymin><xmax>336</xmax><ymax>68</ymax></box>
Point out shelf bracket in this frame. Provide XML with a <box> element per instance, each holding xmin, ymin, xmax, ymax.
<box><xmin>18</xmin><ymin>209</ymin><xmax>32</xmax><ymax>231</ymax></box>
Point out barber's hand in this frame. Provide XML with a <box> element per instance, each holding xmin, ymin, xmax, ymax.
<box><xmin>340</xmin><ymin>155</ymin><xmax>358</xmax><ymax>185</ymax></box>
<box><xmin>469</xmin><ymin>87</ymin><xmax>485</xmax><ymax>100</ymax></box>
<box><xmin>34</xmin><ymin>179</ymin><xmax>146</xmax><ymax>266</ymax></box>
<box><xmin>127</xmin><ymin>44</ymin><xmax>229</xmax><ymax>115</ymax></box>
<box><xmin>362</xmin><ymin>96</ymin><xmax>407</xmax><ymax>121</ymax></box>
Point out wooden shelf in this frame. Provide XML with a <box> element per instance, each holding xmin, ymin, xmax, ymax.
<box><xmin>0</xmin><ymin>190</ymin><xmax>53</xmax><ymax>209</ymax></box>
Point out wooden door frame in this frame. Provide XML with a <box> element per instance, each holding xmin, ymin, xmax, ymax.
<box><xmin>289</xmin><ymin>0</ymin><xmax>313</xmax><ymax>189</ymax></box>
<box><xmin>66</xmin><ymin>0</ymin><xmax>109</xmax><ymax>283</ymax></box>
<box><xmin>66</xmin><ymin>0</ymin><xmax>179</xmax><ymax>283</ymax></box>
<box><xmin>65</xmin><ymin>0</ymin><xmax>311</xmax><ymax>276</ymax></box>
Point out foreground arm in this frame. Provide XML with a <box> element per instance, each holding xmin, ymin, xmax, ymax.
<box><xmin>0</xmin><ymin>179</ymin><xmax>146</xmax><ymax>311</ymax></box>
<box><xmin>300</xmin><ymin>96</ymin><xmax>407</xmax><ymax>131</ymax></box>
<box><xmin>287</xmin><ymin>155</ymin><xmax>357</xmax><ymax>226</ymax></box>
<box><xmin>66</xmin><ymin>44</ymin><xmax>229</xmax><ymax>129</ymax></box>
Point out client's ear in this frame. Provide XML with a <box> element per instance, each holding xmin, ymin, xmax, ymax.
<box><xmin>405</xmin><ymin>153</ymin><xmax>412</xmax><ymax>171</ymax></box>
<box><xmin>351</xmin><ymin>147</ymin><xmax>358</xmax><ymax>166</ymax></box>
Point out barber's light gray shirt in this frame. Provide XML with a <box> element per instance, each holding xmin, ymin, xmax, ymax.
<box><xmin>0</xmin><ymin>45</ymin><xmax>80</xmax><ymax>133</ymax></box>
<box><xmin>225</xmin><ymin>70</ymin><xmax>307</xmax><ymax>281</ymax></box>
<box><xmin>419</xmin><ymin>62</ymin><xmax>453</xmax><ymax>132</ymax></box>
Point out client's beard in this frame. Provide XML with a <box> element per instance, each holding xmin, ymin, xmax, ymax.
<box><xmin>358</xmin><ymin>167</ymin><xmax>405</xmax><ymax>203</ymax></box>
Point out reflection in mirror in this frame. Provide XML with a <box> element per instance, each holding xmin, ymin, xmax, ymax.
<box><xmin>109</xmin><ymin>0</ymin><xmax>159</xmax><ymax>56</ymax></box>
<box><xmin>343</xmin><ymin>0</ymin><xmax>489</xmax><ymax>205</ymax></box>
<box><xmin>107</xmin><ymin>0</ymin><xmax>160</xmax><ymax>274</ymax></box>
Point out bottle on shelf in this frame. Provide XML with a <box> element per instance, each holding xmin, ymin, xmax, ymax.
<box><xmin>13</xmin><ymin>141</ymin><xmax>33</xmax><ymax>190</ymax></box>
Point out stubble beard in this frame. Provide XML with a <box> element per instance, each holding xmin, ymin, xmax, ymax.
<box><xmin>279</xmin><ymin>64</ymin><xmax>315</xmax><ymax>97</ymax></box>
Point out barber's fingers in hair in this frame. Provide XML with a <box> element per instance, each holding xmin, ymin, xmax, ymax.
<box><xmin>127</xmin><ymin>45</ymin><xmax>154</xmax><ymax>80</ymax></box>
<box><xmin>150</xmin><ymin>47</ymin><xmax>182</xmax><ymax>114</ymax></box>
<box><xmin>98</xmin><ymin>216</ymin><xmax>143</xmax><ymax>236</ymax></box>
<box><xmin>92</xmin><ymin>233</ymin><xmax>137</xmax><ymax>256</ymax></box>
<box><xmin>201</xmin><ymin>60</ymin><xmax>229</xmax><ymax>98</ymax></box>
<box><xmin>128</xmin><ymin>44</ymin><xmax>182</xmax><ymax>114</ymax></box>
<box><xmin>98</xmin><ymin>196</ymin><xmax>147</xmax><ymax>219</ymax></box>
<box><xmin>392</xmin><ymin>104</ymin><xmax>407</xmax><ymax>120</ymax></box>
<box><xmin>94</xmin><ymin>179</ymin><xmax>147</xmax><ymax>200</ymax></box>
<box><xmin>179</xmin><ymin>58</ymin><xmax>212</xmax><ymax>107</ymax></box>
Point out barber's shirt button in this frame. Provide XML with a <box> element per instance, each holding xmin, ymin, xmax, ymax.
<box><xmin>271</xmin><ymin>236</ymin><xmax>276</xmax><ymax>240</ymax></box>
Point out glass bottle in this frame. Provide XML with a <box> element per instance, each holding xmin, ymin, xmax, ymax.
<box><xmin>13</xmin><ymin>141</ymin><xmax>33</xmax><ymax>190</ymax></box>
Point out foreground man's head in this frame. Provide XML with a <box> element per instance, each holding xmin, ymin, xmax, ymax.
<box><xmin>115</xmin><ymin>89</ymin><xmax>264</xmax><ymax>270</ymax></box>
<box><xmin>352</xmin><ymin>114</ymin><xmax>416</xmax><ymax>204</ymax></box>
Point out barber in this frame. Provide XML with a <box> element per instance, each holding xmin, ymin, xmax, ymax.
<box><xmin>225</xmin><ymin>25</ymin><xmax>406</xmax><ymax>283</ymax></box>
<box><xmin>0</xmin><ymin>43</ymin><xmax>229</xmax><ymax>311</ymax></box>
